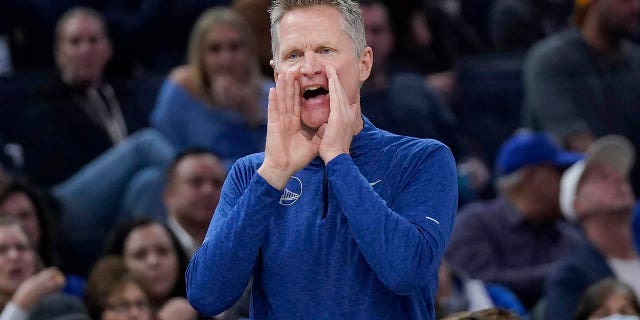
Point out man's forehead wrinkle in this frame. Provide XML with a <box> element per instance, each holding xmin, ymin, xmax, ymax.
<box><xmin>279</xmin><ymin>25</ymin><xmax>350</xmax><ymax>55</ymax></box>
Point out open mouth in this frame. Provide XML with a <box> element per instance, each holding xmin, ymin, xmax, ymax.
<box><xmin>302</xmin><ymin>86</ymin><xmax>329</xmax><ymax>100</ymax></box>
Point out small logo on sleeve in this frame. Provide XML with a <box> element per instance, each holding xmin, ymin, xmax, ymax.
<box><xmin>279</xmin><ymin>176</ymin><xmax>302</xmax><ymax>206</ymax></box>
<box><xmin>425</xmin><ymin>216</ymin><xmax>440</xmax><ymax>224</ymax></box>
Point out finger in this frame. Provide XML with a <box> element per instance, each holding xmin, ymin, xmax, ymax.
<box><xmin>330</xmin><ymin>66</ymin><xmax>350</xmax><ymax>110</ymax></box>
<box><xmin>327</xmin><ymin>66</ymin><xmax>359</xmax><ymax>119</ymax></box>
<box><xmin>327</xmin><ymin>67</ymin><xmax>339</xmax><ymax>114</ymax></box>
<box><xmin>293</xmin><ymin>78</ymin><xmax>301</xmax><ymax>118</ymax></box>
<box><xmin>275</xmin><ymin>74</ymin><xmax>286</xmax><ymax>114</ymax></box>
<box><xmin>327</xmin><ymin>66</ymin><xmax>348</xmax><ymax>115</ymax></box>
<box><xmin>284</xmin><ymin>71</ymin><xmax>294</xmax><ymax>114</ymax></box>
<box><xmin>267</xmin><ymin>87</ymin><xmax>277</xmax><ymax>121</ymax></box>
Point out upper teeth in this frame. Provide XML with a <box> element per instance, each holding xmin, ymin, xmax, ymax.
<box><xmin>305</xmin><ymin>86</ymin><xmax>320</xmax><ymax>92</ymax></box>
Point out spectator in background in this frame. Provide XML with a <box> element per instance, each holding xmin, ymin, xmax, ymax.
<box><xmin>103</xmin><ymin>217</ymin><xmax>197</xmax><ymax>320</ymax></box>
<box><xmin>162</xmin><ymin>149</ymin><xmax>251</xmax><ymax>320</ymax></box>
<box><xmin>489</xmin><ymin>0</ymin><xmax>573</xmax><ymax>52</ymax></box>
<box><xmin>151</xmin><ymin>7</ymin><xmax>270</xmax><ymax>168</ymax></box>
<box><xmin>441</xmin><ymin>308</ymin><xmax>520</xmax><ymax>320</ymax></box>
<box><xmin>436</xmin><ymin>261</ymin><xmax>528</xmax><ymax>319</ymax></box>
<box><xmin>232</xmin><ymin>0</ymin><xmax>273</xmax><ymax>77</ymax></box>
<box><xmin>359</xmin><ymin>0</ymin><xmax>486</xmax><ymax>203</ymax></box>
<box><xmin>49</xmin><ymin>128</ymin><xmax>174</xmax><ymax>277</ymax></box>
<box><xmin>163</xmin><ymin>148</ymin><xmax>226</xmax><ymax>257</ymax></box>
<box><xmin>3</xmin><ymin>6</ymin><xmax>148</xmax><ymax>187</ymax></box>
<box><xmin>0</xmin><ymin>179</ymin><xmax>87</xmax><ymax>298</ymax></box>
<box><xmin>522</xmin><ymin>0</ymin><xmax>640</xmax><ymax>190</ymax></box>
<box><xmin>0</xmin><ymin>180</ymin><xmax>60</xmax><ymax>269</ymax></box>
<box><xmin>545</xmin><ymin>135</ymin><xmax>640</xmax><ymax>320</ymax></box>
<box><xmin>573</xmin><ymin>278</ymin><xmax>640</xmax><ymax>320</ymax></box>
<box><xmin>1</xmin><ymin>127</ymin><xmax>175</xmax><ymax>278</ymax></box>
<box><xmin>359</xmin><ymin>0</ymin><xmax>457</xmax><ymax>144</ymax></box>
<box><xmin>360</xmin><ymin>0</ymin><xmax>396</xmax><ymax>91</ymax></box>
<box><xmin>446</xmin><ymin>131</ymin><xmax>584</xmax><ymax>309</ymax></box>
<box><xmin>0</xmin><ymin>218</ymin><xmax>87</xmax><ymax>320</ymax></box>
<box><xmin>84</xmin><ymin>255</ymin><xmax>153</xmax><ymax>320</ymax></box>
<box><xmin>74</xmin><ymin>0</ymin><xmax>170</xmax><ymax>77</ymax></box>
<box><xmin>149</xmin><ymin>0</ymin><xmax>233</xmax><ymax>72</ymax></box>
<box><xmin>392</xmin><ymin>1</ymin><xmax>484</xmax><ymax>101</ymax></box>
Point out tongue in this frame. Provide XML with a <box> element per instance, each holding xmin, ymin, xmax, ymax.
<box><xmin>304</xmin><ymin>93</ymin><xmax>329</xmax><ymax>107</ymax></box>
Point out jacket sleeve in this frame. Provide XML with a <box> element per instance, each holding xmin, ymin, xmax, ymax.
<box><xmin>325</xmin><ymin>145</ymin><xmax>458</xmax><ymax>294</ymax></box>
<box><xmin>186</xmin><ymin>159</ymin><xmax>281</xmax><ymax>316</ymax></box>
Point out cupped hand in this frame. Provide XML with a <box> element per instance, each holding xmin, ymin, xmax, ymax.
<box><xmin>258</xmin><ymin>71</ymin><xmax>320</xmax><ymax>190</ymax></box>
<box><xmin>318</xmin><ymin>65</ymin><xmax>363</xmax><ymax>163</ymax></box>
<box><xmin>211</xmin><ymin>74</ymin><xmax>263</xmax><ymax>124</ymax></box>
<box><xmin>12</xmin><ymin>267</ymin><xmax>65</xmax><ymax>311</ymax></box>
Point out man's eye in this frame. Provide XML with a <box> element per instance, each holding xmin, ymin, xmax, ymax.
<box><xmin>286</xmin><ymin>52</ymin><xmax>300</xmax><ymax>59</ymax></box>
<box><xmin>320</xmin><ymin>48</ymin><xmax>333</xmax><ymax>54</ymax></box>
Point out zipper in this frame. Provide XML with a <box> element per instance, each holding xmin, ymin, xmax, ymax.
<box><xmin>322</xmin><ymin>167</ymin><xmax>328</xmax><ymax>219</ymax></box>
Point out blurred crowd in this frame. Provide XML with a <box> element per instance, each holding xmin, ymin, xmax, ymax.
<box><xmin>0</xmin><ymin>0</ymin><xmax>640</xmax><ymax>319</ymax></box>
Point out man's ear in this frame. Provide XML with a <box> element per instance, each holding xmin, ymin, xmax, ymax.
<box><xmin>359</xmin><ymin>47</ymin><xmax>373</xmax><ymax>82</ymax></box>
<box><xmin>270</xmin><ymin>60</ymin><xmax>278</xmax><ymax>82</ymax></box>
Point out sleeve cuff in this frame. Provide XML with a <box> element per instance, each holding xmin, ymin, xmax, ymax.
<box><xmin>326</xmin><ymin>153</ymin><xmax>352</xmax><ymax>167</ymax></box>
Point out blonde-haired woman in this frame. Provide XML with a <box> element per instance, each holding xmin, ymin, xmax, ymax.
<box><xmin>151</xmin><ymin>7</ymin><xmax>271</xmax><ymax>168</ymax></box>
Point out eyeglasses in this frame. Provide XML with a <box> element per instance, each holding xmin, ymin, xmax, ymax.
<box><xmin>105</xmin><ymin>299</ymin><xmax>151</xmax><ymax>313</ymax></box>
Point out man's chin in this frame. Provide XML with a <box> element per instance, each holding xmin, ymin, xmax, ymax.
<box><xmin>300</xmin><ymin>119</ymin><xmax>331</xmax><ymax>139</ymax></box>
<box><xmin>300</xmin><ymin>121</ymin><xmax>320</xmax><ymax>140</ymax></box>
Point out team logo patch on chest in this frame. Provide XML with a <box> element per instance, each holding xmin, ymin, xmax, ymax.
<box><xmin>279</xmin><ymin>176</ymin><xmax>302</xmax><ymax>206</ymax></box>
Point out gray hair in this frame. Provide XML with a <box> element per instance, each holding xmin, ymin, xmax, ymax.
<box><xmin>268</xmin><ymin>0</ymin><xmax>366</xmax><ymax>62</ymax></box>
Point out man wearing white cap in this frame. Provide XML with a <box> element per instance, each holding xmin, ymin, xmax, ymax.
<box><xmin>545</xmin><ymin>135</ymin><xmax>640</xmax><ymax>320</ymax></box>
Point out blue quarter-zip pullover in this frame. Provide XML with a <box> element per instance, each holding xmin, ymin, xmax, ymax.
<box><xmin>187</xmin><ymin>117</ymin><xmax>458</xmax><ymax>319</ymax></box>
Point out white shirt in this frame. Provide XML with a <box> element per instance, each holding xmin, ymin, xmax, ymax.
<box><xmin>607</xmin><ymin>257</ymin><xmax>640</xmax><ymax>298</ymax></box>
<box><xmin>167</xmin><ymin>216</ymin><xmax>198</xmax><ymax>258</ymax></box>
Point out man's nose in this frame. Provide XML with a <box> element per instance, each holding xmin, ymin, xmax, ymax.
<box><xmin>300</xmin><ymin>53</ymin><xmax>322</xmax><ymax>76</ymax></box>
<box><xmin>146</xmin><ymin>252</ymin><xmax>160</xmax><ymax>265</ymax></box>
<box><xmin>78</xmin><ymin>40</ymin><xmax>94</xmax><ymax>53</ymax></box>
<box><xmin>200</xmin><ymin>181</ymin><xmax>216</xmax><ymax>195</ymax></box>
<box><xmin>6</xmin><ymin>247</ymin><xmax>20</xmax><ymax>260</ymax></box>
